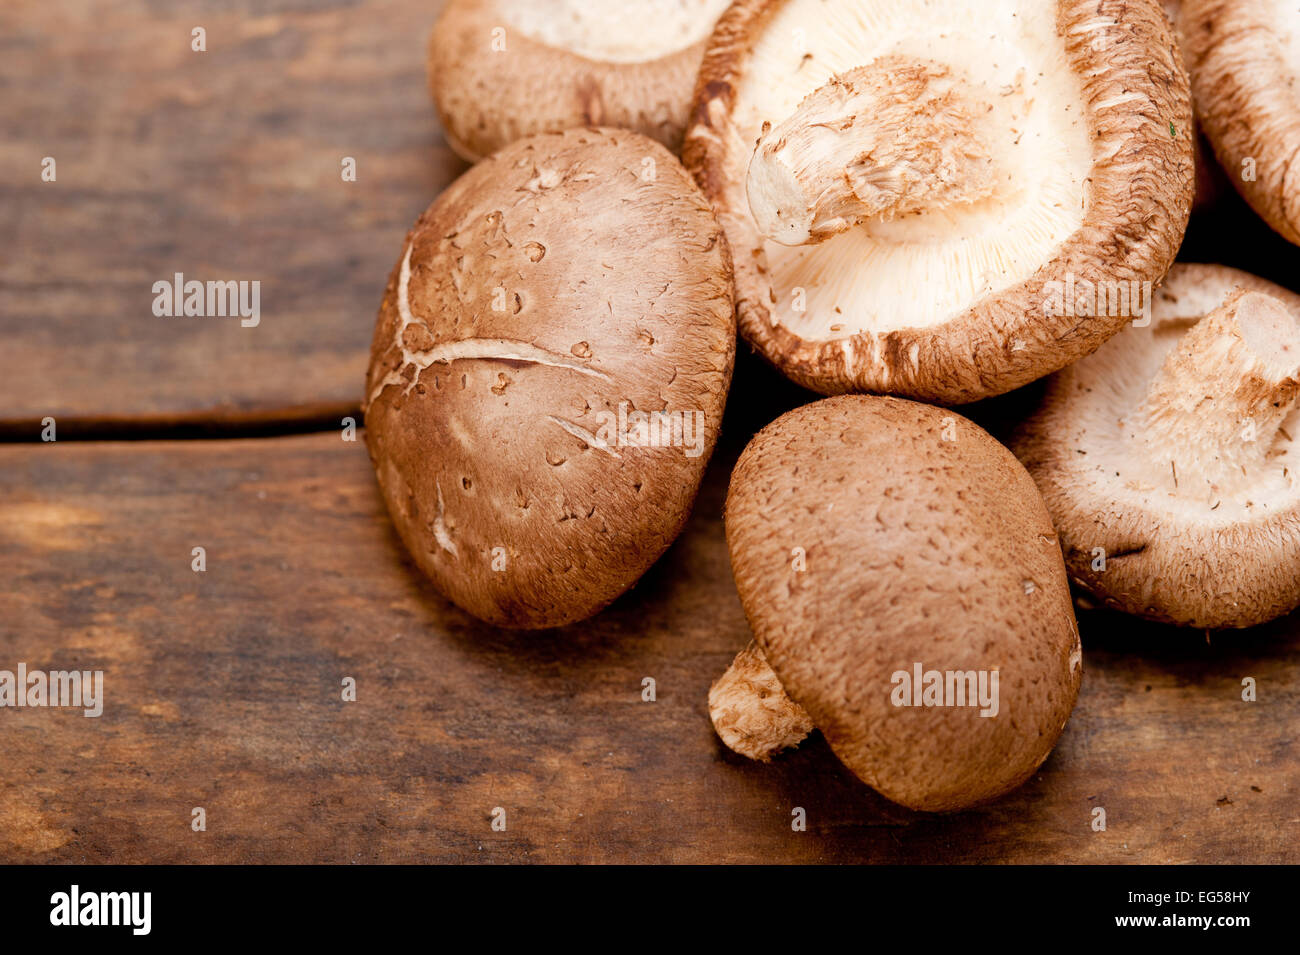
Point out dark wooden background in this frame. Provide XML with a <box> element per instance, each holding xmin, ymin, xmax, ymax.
<box><xmin>1</xmin><ymin>0</ymin><xmax>1296</xmax><ymax>863</ymax></box>
<box><xmin>0</xmin><ymin>0</ymin><xmax>466</xmax><ymax>434</ymax></box>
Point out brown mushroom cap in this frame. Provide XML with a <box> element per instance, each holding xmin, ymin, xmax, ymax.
<box><xmin>1160</xmin><ymin>0</ymin><xmax>1227</xmax><ymax>213</ymax></box>
<box><xmin>364</xmin><ymin>129</ymin><xmax>735</xmax><ymax>628</ymax></box>
<box><xmin>1181</xmin><ymin>0</ymin><xmax>1300</xmax><ymax>244</ymax></box>
<box><xmin>1014</xmin><ymin>264</ymin><xmax>1300</xmax><ymax>629</ymax></box>
<box><xmin>685</xmin><ymin>0</ymin><xmax>1193</xmax><ymax>403</ymax></box>
<box><xmin>722</xmin><ymin>395</ymin><xmax>1082</xmax><ymax>812</ymax></box>
<box><xmin>429</xmin><ymin>0</ymin><xmax>732</xmax><ymax>162</ymax></box>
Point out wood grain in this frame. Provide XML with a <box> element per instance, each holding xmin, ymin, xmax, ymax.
<box><xmin>1</xmin><ymin>426</ymin><xmax>1295</xmax><ymax>863</ymax></box>
<box><xmin>0</xmin><ymin>0</ymin><xmax>460</xmax><ymax>433</ymax></box>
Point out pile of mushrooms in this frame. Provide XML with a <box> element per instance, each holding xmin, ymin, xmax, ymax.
<box><xmin>361</xmin><ymin>0</ymin><xmax>1300</xmax><ymax>815</ymax></box>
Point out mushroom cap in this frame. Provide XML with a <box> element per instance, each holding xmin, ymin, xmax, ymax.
<box><xmin>429</xmin><ymin>0</ymin><xmax>732</xmax><ymax>162</ymax></box>
<box><xmin>365</xmin><ymin>128</ymin><xmax>735</xmax><ymax>629</ymax></box>
<box><xmin>1014</xmin><ymin>264</ymin><xmax>1300</xmax><ymax>628</ymax></box>
<box><xmin>725</xmin><ymin>395</ymin><xmax>1082</xmax><ymax>812</ymax></box>
<box><xmin>1181</xmin><ymin>0</ymin><xmax>1300</xmax><ymax>245</ymax></box>
<box><xmin>1160</xmin><ymin>1</ymin><xmax>1228</xmax><ymax>213</ymax></box>
<box><xmin>685</xmin><ymin>0</ymin><xmax>1193</xmax><ymax>403</ymax></box>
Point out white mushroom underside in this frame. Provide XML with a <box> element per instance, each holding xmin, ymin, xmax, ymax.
<box><xmin>1054</xmin><ymin>290</ymin><xmax>1300</xmax><ymax>525</ymax></box>
<box><xmin>498</xmin><ymin>0</ymin><xmax>731</xmax><ymax>63</ymax></box>
<box><xmin>730</xmin><ymin>0</ymin><xmax>1094</xmax><ymax>336</ymax></box>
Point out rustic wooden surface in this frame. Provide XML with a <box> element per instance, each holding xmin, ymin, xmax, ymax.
<box><xmin>1</xmin><ymin>423</ymin><xmax>1295</xmax><ymax>864</ymax></box>
<box><xmin>0</xmin><ymin>0</ymin><xmax>459</xmax><ymax>433</ymax></box>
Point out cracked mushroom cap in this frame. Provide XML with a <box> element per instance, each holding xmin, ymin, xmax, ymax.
<box><xmin>1180</xmin><ymin>0</ymin><xmax>1300</xmax><ymax>245</ymax></box>
<box><xmin>364</xmin><ymin>128</ymin><xmax>735</xmax><ymax>629</ymax></box>
<box><xmin>1014</xmin><ymin>264</ymin><xmax>1300</xmax><ymax>629</ymax></box>
<box><xmin>724</xmin><ymin>395</ymin><xmax>1082</xmax><ymax>812</ymax></box>
<box><xmin>685</xmin><ymin>0</ymin><xmax>1193</xmax><ymax>403</ymax></box>
<box><xmin>429</xmin><ymin>0</ymin><xmax>733</xmax><ymax>162</ymax></box>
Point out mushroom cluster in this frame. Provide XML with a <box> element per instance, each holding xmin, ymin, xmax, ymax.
<box><xmin>371</xmin><ymin>0</ymin><xmax>1300</xmax><ymax>817</ymax></box>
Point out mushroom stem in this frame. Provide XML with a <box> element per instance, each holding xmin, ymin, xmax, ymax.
<box><xmin>708</xmin><ymin>640</ymin><xmax>813</xmax><ymax>761</ymax></box>
<box><xmin>1137</xmin><ymin>289</ymin><xmax>1300</xmax><ymax>487</ymax></box>
<box><xmin>745</xmin><ymin>56</ymin><xmax>995</xmax><ymax>246</ymax></box>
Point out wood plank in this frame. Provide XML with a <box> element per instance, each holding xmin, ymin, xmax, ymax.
<box><xmin>1</xmin><ymin>418</ymin><xmax>1295</xmax><ymax>863</ymax></box>
<box><xmin>0</xmin><ymin>0</ymin><xmax>461</xmax><ymax>432</ymax></box>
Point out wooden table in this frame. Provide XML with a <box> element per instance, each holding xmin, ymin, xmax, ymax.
<box><xmin>1</xmin><ymin>0</ymin><xmax>1296</xmax><ymax>863</ymax></box>
<box><xmin>0</xmin><ymin>0</ymin><xmax>464</xmax><ymax>434</ymax></box>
